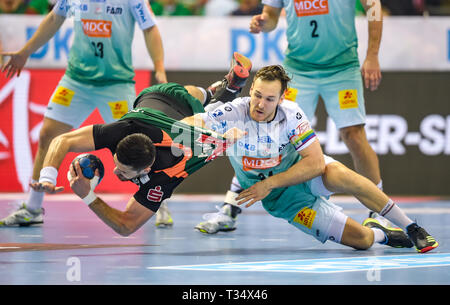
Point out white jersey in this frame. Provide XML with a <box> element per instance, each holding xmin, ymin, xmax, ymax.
<box><xmin>201</xmin><ymin>97</ymin><xmax>317</xmax><ymax>189</ymax></box>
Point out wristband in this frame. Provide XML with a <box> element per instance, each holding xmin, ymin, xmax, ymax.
<box><xmin>224</xmin><ymin>190</ymin><xmax>240</xmax><ymax>206</ymax></box>
<box><xmin>82</xmin><ymin>191</ymin><xmax>97</xmax><ymax>206</ymax></box>
<box><xmin>39</xmin><ymin>166</ymin><xmax>58</xmax><ymax>185</ymax></box>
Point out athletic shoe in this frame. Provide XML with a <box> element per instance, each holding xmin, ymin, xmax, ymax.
<box><xmin>207</xmin><ymin>52</ymin><xmax>252</xmax><ymax>104</ymax></box>
<box><xmin>0</xmin><ymin>203</ymin><xmax>44</xmax><ymax>227</ymax></box>
<box><xmin>406</xmin><ymin>223</ymin><xmax>439</xmax><ymax>253</ymax></box>
<box><xmin>195</xmin><ymin>204</ymin><xmax>237</xmax><ymax>234</ymax></box>
<box><xmin>363</xmin><ymin>218</ymin><xmax>413</xmax><ymax>248</ymax></box>
<box><xmin>368</xmin><ymin>211</ymin><xmax>393</xmax><ymax>227</ymax></box>
<box><xmin>155</xmin><ymin>201</ymin><xmax>173</xmax><ymax>227</ymax></box>
<box><xmin>224</xmin><ymin>52</ymin><xmax>252</xmax><ymax>91</ymax></box>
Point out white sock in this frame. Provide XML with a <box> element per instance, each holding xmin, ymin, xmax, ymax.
<box><xmin>196</xmin><ymin>87</ymin><xmax>208</xmax><ymax>105</ymax></box>
<box><xmin>379</xmin><ymin>199</ymin><xmax>413</xmax><ymax>231</ymax></box>
<box><xmin>376</xmin><ymin>180</ymin><xmax>383</xmax><ymax>190</ymax></box>
<box><xmin>229</xmin><ymin>176</ymin><xmax>243</xmax><ymax>193</ymax></box>
<box><xmin>371</xmin><ymin>227</ymin><xmax>386</xmax><ymax>244</ymax></box>
<box><xmin>25</xmin><ymin>180</ymin><xmax>44</xmax><ymax>212</ymax></box>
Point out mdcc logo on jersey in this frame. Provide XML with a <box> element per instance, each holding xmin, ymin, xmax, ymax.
<box><xmin>242</xmin><ymin>155</ymin><xmax>281</xmax><ymax>171</ymax></box>
<box><xmin>81</xmin><ymin>19</ymin><xmax>112</xmax><ymax>38</ymax></box>
<box><xmin>294</xmin><ymin>0</ymin><xmax>329</xmax><ymax>17</ymax></box>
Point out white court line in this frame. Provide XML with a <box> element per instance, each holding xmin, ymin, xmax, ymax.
<box><xmin>160</xmin><ymin>237</ymin><xmax>186</xmax><ymax>240</ymax></box>
<box><xmin>64</xmin><ymin>235</ymin><xmax>89</xmax><ymax>239</ymax></box>
<box><xmin>146</xmin><ymin>253</ymin><xmax>450</xmax><ymax>274</ymax></box>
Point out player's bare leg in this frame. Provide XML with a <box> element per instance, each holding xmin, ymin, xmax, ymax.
<box><xmin>339</xmin><ymin>124</ymin><xmax>381</xmax><ymax>186</ymax></box>
<box><xmin>0</xmin><ymin>118</ymin><xmax>72</xmax><ymax>226</ymax></box>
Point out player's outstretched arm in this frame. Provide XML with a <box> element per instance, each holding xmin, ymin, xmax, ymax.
<box><xmin>249</xmin><ymin>5</ymin><xmax>282</xmax><ymax>34</ymax></box>
<box><xmin>236</xmin><ymin>140</ymin><xmax>325</xmax><ymax>208</ymax></box>
<box><xmin>360</xmin><ymin>0</ymin><xmax>383</xmax><ymax>91</ymax></box>
<box><xmin>1</xmin><ymin>11</ymin><xmax>65</xmax><ymax>78</ymax></box>
<box><xmin>30</xmin><ymin>126</ymin><xmax>96</xmax><ymax>194</ymax></box>
<box><xmin>89</xmin><ymin>196</ymin><xmax>155</xmax><ymax>236</ymax></box>
<box><xmin>69</xmin><ymin>163</ymin><xmax>154</xmax><ymax>236</ymax></box>
<box><xmin>143</xmin><ymin>25</ymin><xmax>167</xmax><ymax>84</ymax></box>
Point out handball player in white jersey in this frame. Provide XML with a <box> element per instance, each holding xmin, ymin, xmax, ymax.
<box><xmin>184</xmin><ymin>65</ymin><xmax>438</xmax><ymax>253</ymax></box>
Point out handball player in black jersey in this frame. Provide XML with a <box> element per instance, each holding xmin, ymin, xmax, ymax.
<box><xmin>29</xmin><ymin>53</ymin><xmax>252</xmax><ymax>235</ymax></box>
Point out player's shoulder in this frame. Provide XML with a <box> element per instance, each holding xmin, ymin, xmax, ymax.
<box><xmin>216</xmin><ymin>97</ymin><xmax>250</xmax><ymax>117</ymax></box>
<box><xmin>228</xmin><ymin>97</ymin><xmax>250</xmax><ymax>108</ymax></box>
<box><xmin>279</xmin><ymin>100</ymin><xmax>306</xmax><ymax>119</ymax></box>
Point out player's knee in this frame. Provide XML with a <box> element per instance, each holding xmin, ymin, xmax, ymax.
<box><xmin>342</xmin><ymin>220</ymin><xmax>373</xmax><ymax>250</ymax></box>
<box><xmin>352</xmin><ymin>228</ymin><xmax>374</xmax><ymax>250</ymax></box>
<box><xmin>39</xmin><ymin>123</ymin><xmax>67</xmax><ymax>147</ymax></box>
<box><xmin>324</xmin><ymin>161</ymin><xmax>346</xmax><ymax>177</ymax></box>
<box><xmin>339</xmin><ymin>125</ymin><xmax>366</xmax><ymax>144</ymax></box>
<box><xmin>38</xmin><ymin>127</ymin><xmax>60</xmax><ymax>149</ymax></box>
<box><xmin>323</xmin><ymin>162</ymin><xmax>356</xmax><ymax>190</ymax></box>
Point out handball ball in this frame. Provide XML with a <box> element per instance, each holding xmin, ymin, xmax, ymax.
<box><xmin>71</xmin><ymin>153</ymin><xmax>105</xmax><ymax>184</ymax></box>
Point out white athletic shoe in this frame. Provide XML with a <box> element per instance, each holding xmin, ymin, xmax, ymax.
<box><xmin>368</xmin><ymin>211</ymin><xmax>394</xmax><ymax>228</ymax></box>
<box><xmin>0</xmin><ymin>203</ymin><xmax>44</xmax><ymax>227</ymax></box>
<box><xmin>195</xmin><ymin>204</ymin><xmax>236</xmax><ymax>234</ymax></box>
<box><xmin>155</xmin><ymin>201</ymin><xmax>173</xmax><ymax>227</ymax></box>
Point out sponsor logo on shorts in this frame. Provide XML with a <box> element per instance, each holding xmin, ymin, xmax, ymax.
<box><xmin>293</xmin><ymin>207</ymin><xmax>316</xmax><ymax>229</ymax></box>
<box><xmin>51</xmin><ymin>86</ymin><xmax>75</xmax><ymax>107</ymax></box>
<box><xmin>81</xmin><ymin>19</ymin><xmax>112</xmax><ymax>38</ymax></box>
<box><xmin>242</xmin><ymin>155</ymin><xmax>281</xmax><ymax>171</ymax></box>
<box><xmin>339</xmin><ymin>89</ymin><xmax>358</xmax><ymax>109</ymax></box>
<box><xmin>294</xmin><ymin>0</ymin><xmax>329</xmax><ymax>17</ymax></box>
<box><xmin>284</xmin><ymin>87</ymin><xmax>298</xmax><ymax>102</ymax></box>
<box><xmin>108</xmin><ymin>101</ymin><xmax>129</xmax><ymax>120</ymax></box>
<box><xmin>147</xmin><ymin>186</ymin><xmax>164</xmax><ymax>202</ymax></box>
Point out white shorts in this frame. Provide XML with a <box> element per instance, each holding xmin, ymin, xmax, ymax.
<box><xmin>288</xmin><ymin>196</ymin><xmax>348</xmax><ymax>244</ymax></box>
<box><xmin>290</xmin><ymin>155</ymin><xmax>348</xmax><ymax>244</ymax></box>
<box><xmin>44</xmin><ymin>75</ymin><xmax>136</xmax><ymax>128</ymax></box>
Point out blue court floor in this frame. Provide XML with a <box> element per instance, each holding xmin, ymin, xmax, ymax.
<box><xmin>0</xmin><ymin>193</ymin><xmax>449</xmax><ymax>286</ymax></box>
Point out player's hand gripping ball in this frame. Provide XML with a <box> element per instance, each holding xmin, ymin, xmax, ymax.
<box><xmin>67</xmin><ymin>153</ymin><xmax>105</xmax><ymax>187</ymax></box>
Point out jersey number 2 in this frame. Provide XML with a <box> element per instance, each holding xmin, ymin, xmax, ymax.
<box><xmin>91</xmin><ymin>42</ymin><xmax>104</xmax><ymax>58</ymax></box>
<box><xmin>310</xmin><ymin>20</ymin><xmax>319</xmax><ymax>38</ymax></box>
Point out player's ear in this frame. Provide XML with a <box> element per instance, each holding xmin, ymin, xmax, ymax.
<box><xmin>141</xmin><ymin>166</ymin><xmax>152</xmax><ymax>175</ymax></box>
<box><xmin>279</xmin><ymin>91</ymin><xmax>285</xmax><ymax>105</ymax></box>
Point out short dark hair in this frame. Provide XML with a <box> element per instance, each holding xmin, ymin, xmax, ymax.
<box><xmin>116</xmin><ymin>133</ymin><xmax>156</xmax><ymax>171</ymax></box>
<box><xmin>253</xmin><ymin>65</ymin><xmax>292</xmax><ymax>96</ymax></box>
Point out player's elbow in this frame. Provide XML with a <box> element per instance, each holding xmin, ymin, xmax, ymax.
<box><xmin>116</xmin><ymin>223</ymin><xmax>137</xmax><ymax>237</ymax></box>
<box><xmin>117</xmin><ymin>228</ymin><xmax>134</xmax><ymax>237</ymax></box>
<box><xmin>115</xmin><ymin>216</ymin><xmax>140</xmax><ymax>237</ymax></box>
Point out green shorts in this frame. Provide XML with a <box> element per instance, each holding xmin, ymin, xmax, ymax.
<box><xmin>285</xmin><ymin>66</ymin><xmax>366</xmax><ymax>129</ymax></box>
<box><xmin>134</xmin><ymin>83</ymin><xmax>204</xmax><ymax>119</ymax></box>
